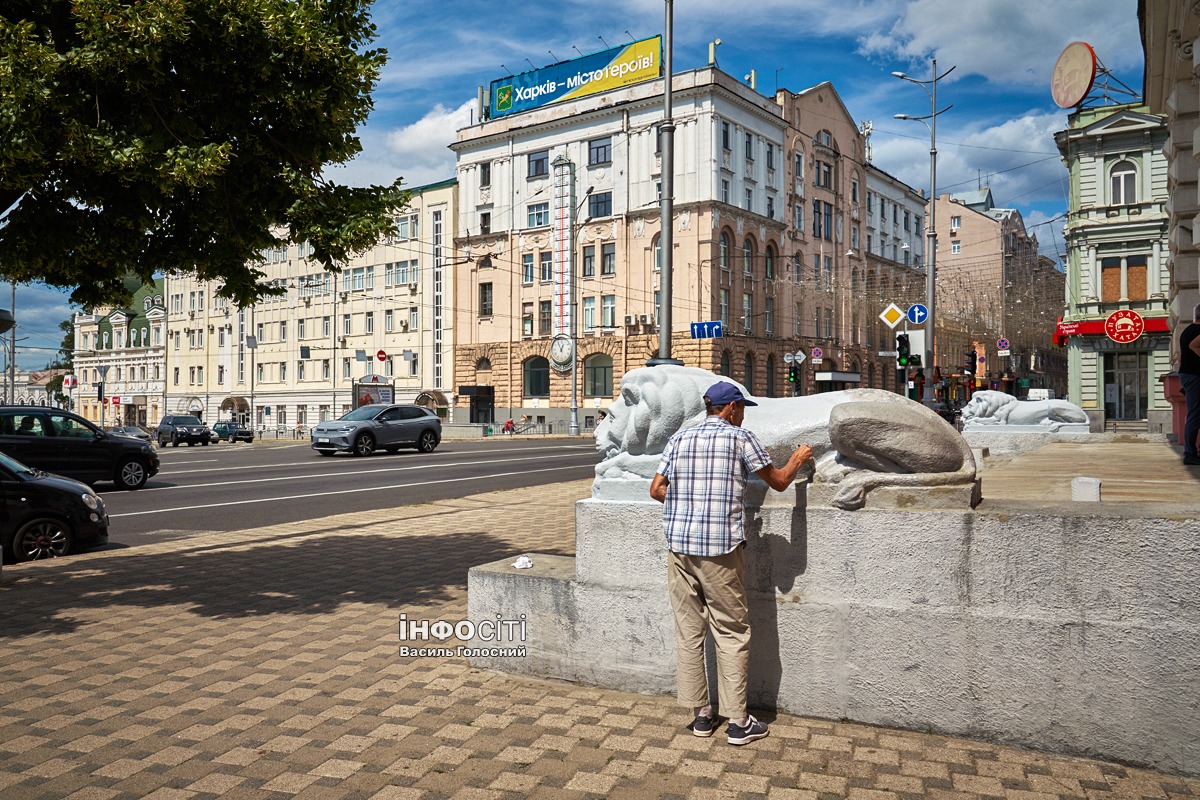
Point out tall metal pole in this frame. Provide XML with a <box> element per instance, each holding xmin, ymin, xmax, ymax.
<box><xmin>8</xmin><ymin>282</ymin><xmax>15</xmax><ymax>404</ymax></box>
<box><xmin>648</xmin><ymin>0</ymin><xmax>683</xmax><ymax>367</ymax></box>
<box><xmin>926</xmin><ymin>59</ymin><xmax>938</xmax><ymax>403</ymax></box>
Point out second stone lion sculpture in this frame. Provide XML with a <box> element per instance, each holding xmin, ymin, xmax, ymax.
<box><xmin>595</xmin><ymin>366</ymin><xmax>976</xmax><ymax>510</ymax></box>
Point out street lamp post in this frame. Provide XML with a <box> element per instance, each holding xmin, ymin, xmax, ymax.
<box><xmin>648</xmin><ymin>0</ymin><xmax>683</xmax><ymax>368</ymax></box>
<box><xmin>894</xmin><ymin>59</ymin><xmax>954</xmax><ymax>404</ymax></box>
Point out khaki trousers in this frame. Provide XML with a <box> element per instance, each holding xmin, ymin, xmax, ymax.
<box><xmin>667</xmin><ymin>547</ymin><xmax>750</xmax><ymax>720</ymax></box>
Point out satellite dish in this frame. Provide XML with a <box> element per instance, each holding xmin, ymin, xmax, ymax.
<box><xmin>1051</xmin><ymin>41</ymin><xmax>1097</xmax><ymax>108</ymax></box>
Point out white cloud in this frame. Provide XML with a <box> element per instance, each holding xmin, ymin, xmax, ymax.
<box><xmin>858</xmin><ymin>0</ymin><xmax>1140</xmax><ymax>87</ymax></box>
<box><xmin>326</xmin><ymin>99</ymin><xmax>474</xmax><ymax>189</ymax></box>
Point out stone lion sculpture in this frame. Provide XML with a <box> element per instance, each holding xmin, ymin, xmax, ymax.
<box><xmin>960</xmin><ymin>390</ymin><xmax>1089</xmax><ymax>433</ymax></box>
<box><xmin>595</xmin><ymin>366</ymin><xmax>976</xmax><ymax>510</ymax></box>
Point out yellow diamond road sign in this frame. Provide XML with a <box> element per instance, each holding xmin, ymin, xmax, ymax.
<box><xmin>879</xmin><ymin>303</ymin><xmax>905</xmax><ymax>329</ymax></box>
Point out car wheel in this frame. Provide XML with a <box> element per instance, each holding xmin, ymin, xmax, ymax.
<box><xmin>417</xmin><ymin>430</ymin><xmax>439</xmax><ymax>453</ymax></box>
<box><xmin>202</xmin><ymin>440</ymin><xmax>209</xmax><ymax>446</ymax></box>
<box><xmin>115</xmin><ymin>456</ymin><xmax>149</xmax><ymax>490</ymax></box>
<box><xmin>172</xmin><ymin>439</ymin><xmax>180</xmax><ymax>447</ymax></box>
<box><xmin>228</xmin><ymin>435</ymin><xmax>236</xmax><ymax>443</ymax></box>
<box><xmin>12</xmin><ymin>518</ymin><xmax>74</xmax><ymax>562</ymax></box>
<box><xmin>353</xmin><ymin>433</ymin><xmax>375</xmax><ymax>457</ymax></box>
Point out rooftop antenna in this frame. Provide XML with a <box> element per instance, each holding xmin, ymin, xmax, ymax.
<box><xmin>708</xmin><ymin>38</ymin><xmax>721</xmax><ymax>66</ymax></box>
<box><xmin>859</xmin><ymin>120</ymin><xmax>873</xmax><ymax>164</ymax></box>
<box><xmin>775</xmin><ymin>67</ymin><xmax>784</xmax><ymax>94</ymax></box>
<box><xmin>598</xmin><ymin>35</ymin><xmax>610</xmax><ymax>48</ymax></box>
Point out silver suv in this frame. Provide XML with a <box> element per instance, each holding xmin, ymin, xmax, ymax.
<box><xmin>311</xmin><ymin>404</ymin><xmax>441</xmax><ymax>457</ymax></box>
<box><xmin>156</xmin><ymin>415</ymin><xmax>211</xmax><ymax>447</ymax></box>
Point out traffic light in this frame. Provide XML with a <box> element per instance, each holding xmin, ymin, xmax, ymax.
<box><xmin>963</xmin><ymin>348</ymin><xmax>976</xmax><ymax>375</ymax></box>
<box><xmin>909</xmin><ymin>354</ymin><xmax>922</xmax><ymax>368</ymax></box>
<box><xmin>788</xmin><ymin>362</ymin><xmax>797</xmax><ymax>383</ymax></box>
<box><xmin>897</xmin><ymin>334</ymin><xmax>910</xmax><ymax>367</ymax></box>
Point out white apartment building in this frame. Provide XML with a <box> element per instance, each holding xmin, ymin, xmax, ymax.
<box><xmin>451</xmin><ymin>64</ymin><xmax>918</xmax><ymax>425</ymax></box>
<box><xmin>73</xmin><ymin>277</ymin><xmax>168</xmax><ymax>427</ymax></box>
<box><xmin>163</xmin><ymin>179</ymin><xmax>458</xmax><ymax>429</ymax></box>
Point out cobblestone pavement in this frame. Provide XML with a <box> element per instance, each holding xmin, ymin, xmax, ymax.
<box><xmin>1</xmin><ymin>479</ymin><xmax>1197</xmax><ymax>799</ymax></box>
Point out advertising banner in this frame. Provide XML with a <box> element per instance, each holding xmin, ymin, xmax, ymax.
<box><xmin>490</xmin><ymin>36</ymin><xmax>662</xmax><ymax>119</ymax></box>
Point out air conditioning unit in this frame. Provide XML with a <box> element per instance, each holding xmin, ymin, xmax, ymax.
<box><xmin>398</xmin><ymin>320</ymin><xmax>409</xmax><ymax>331</ymax></box>
<box><xmin>638</xmin><ymin>314</ymin><xmax>653</xmax><ymax>325</ymax></box>
<box><xmin>623</xmin><ymin>314</ymin><xmax>636</xmax><ymax>326</ymax></box>
<box><xmin>408</xmin><ymin>282</ymin><xmax>418</xmax><ymax>293</ymax></box>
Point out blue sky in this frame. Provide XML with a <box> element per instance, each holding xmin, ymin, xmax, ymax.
<box><xmin>15</xmin><ymin>0</ymin><xmax>1144</xmax><ymax>370</ymax></box>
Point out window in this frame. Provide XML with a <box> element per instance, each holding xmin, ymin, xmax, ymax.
<box><xmin>540</xmin><ymin>251</ymin><xmax>553</xmax><ymax>281</ymax></box>
<box><xmin>588</xmin><ymin>136</ymin><xmax>612</xmax><ymax>165</ymax></box>
<box><xmin>297</xmin><ymin>318</ymin><xmax>306</xmax><ymax>339</ymax></box>
<box><xmin>480</xmin><ymin>212</ymin><xmax>491</xmax><ymax>234</ymax></box>
<box><xmin>950</xmin><ymin>214</ymin><xmax>961</xmax><ymax>230</ymax></box>
<box><xmin>1111</xmin><ymin>160</ymin><xmax>1137</xmax><ymax>206</ymax></box>
<box><xmin>410</xmin><ymin>307</ymin><xmax>419</xmax><ymax>330</ymax></box>
<box><xmin>523</xmin><ymin>254</ymin><xmax>535</xmax><ymax>284</ymax></box>
<box><xmin>813</xmin><ymin>200</ymin><xmax>822</xmax><ymax>239</ymax></box>
<box><xmin>521</xmin><ymin>302</ymin><xmax>534</xmax><ymax>337</ymax></box>
<box><xmin>743</xmin><ymin>354</ymin><xmax>755</xmax><ymax>393</ymax></box>
<box><xmin>279</xmin><ymin>321</ymin><xmax>287</xmax><ymax>341</ymax></box>
<box><xmin>173</xmin><ymin>367</ymin><xmax>179</xmax><ymax>386</ymax></box>
<box><xmin>852</xmin><ymin>178</ymin><xmax>860</xmax><ymax>204</ymax></box>
<box><xmin>322</xmin><ymin>316</ymin><xmax>331</xmax><ymax>337</ymax></box>
<box><xmin>257</xmin><ymin>363</ymin><xmax>264</xmax><ymax>383</ymax></box>
<box><xmin>721</xmin><ymin>121</ymin><xmax>731</xmax><ymax>151</ymax></box>
<box><xmin>279</xmin><ymin>362</ymin><xmax>286</xmax><ymax>383</ymax></box>
<box><xmin>817</xmin><ymin>161</ymin><xmax>832</xmax><ymax>189</ymax></box>
<box><xmin>823</xmin><ymin>203</ymin><xmax>832</xmax><ymax>241</ymax></box>
<box><xmin>588</xmin><ymin>191</ymin><xmax>612</xmax><ymax>218</ymax></box>
<box><xmin>343</xmin><ymin>358</ymin><xmax>351</xmax><ymax>378</ymax></box>
<box><xmin>524</xmin><ymin>357</ymin><xmax>550</xmax><ymax>397</ymax></box>
<box><xmin>743</xmin><ymin>238</ymin><xmax>754</xmax><ymax>274</ymax></box>
<box><xmin>719</xmin><ymin>289</ymin><xmax>730</xmax><ymax>325</ymax></box>
<box><xmin>719</xmin><ymin>233</ymin><xmax>731</xmax><ymax>272</ymax></box>
<box><xmin>527</xmin><ymin>202</ymin><xmax>549</xmax><ymax>227</ymax></box>
<box><xmin>583</xmin><ymin>297</ymin><xmax>596</xmax><ymax>331</ymax></box>
<box><xmin>601</xmin><ymin>243</ymin><xmax>616</xmax><ymax>275</ymax></box>
<box><xmin>323</xmin><ymin>360</ymin><xmax>330</xmax><ymax>380</ymax></box>
<box><xmin>744</xmin><ymin>188</ymin><xmax>752</xmax><ymax>211</ymax></box>
<box><xmin>764</xmin><ymin>245</ymin><xmax>776</xmax><ymax>280</ymax></box>
<box><xmin>396</xmin><ymin>213</ymin><xmax>419</xmax><ymax>239</ymax></box>
<box><xmin>744</xmin><ymin>132</ymin><xmax>754</xmax><ymax>160</ymax></box>
<box><xmin>742</xmin><ymin>293</ymin><xmax>752</xmax><ymax>334</ymax></box>
<box><xmin>766</xmin><ymin>143</ymin><xmax>775</xmax><ymax>170</ymax></box>
<box><xmin>721</xmin><ymin>180</ymin><xmax>730</xmax><ymax>204</ymax></box>
<box><xmin>365</xmin><ymin>312</ymin><xmax>374</xmax><ymax>335</ymax></box>
<box><xmin>720</xmin><ymin>351</ymin><xmax>730</xmax><ymax>377</ymax></box>
<box><xmin>342</xmin><ymin>314</ymin><xmax>351</xmax><ymax>335</ymax></box>
<box><xmin>766</xmin><ymin>355</ymin><xmax>776</xmax><ymax>396</ymax></box>
<box><xmin>794</xmin><ymin>151</ymin><xmax>804</xmax><ymax>184</ymax></box>
<box><xmin>765</xmin><ymin>297</ymin><xmax>775</xmax><ymax>335</ymax></box>
<box><xmin>539</xmin><ymin>300</ymin><xmax>552</xmax><ymax>336</ymax></box>
<box><xmin>528</xmin><ymin>150</ymin><xmax>549</xmax><ymax>178</ymax></box>
<box><xmin>582</xmin><ymin>246</ymin><xmax>595</xmax><ymax>278</ymax></box>
<box><xmin>218</xmin><ymin>365</ymin><xmax>225</xmax><ymax>385</ymax></box>
<box><xmin>766</xmin><ymin>196</ymin><xmax>775</xmax><ymax>219</ymax></box>
<box><xmin>601</xmin><ymin>295</ymin><xmax>616</xmax><ymax>328</ymax></box>
<box><xmin>951</xmin><ymin>240</ymin><xmax>961</xmax><ymax>254</ymax></box>
<box><xmin>479</xmin><ymin>282</ymin><xmax>494</xmax><ymax>317</ymax></box>
<box><xmin>903</xmin><ymin>210</ymin><xmax>910</xmax><ymax>231</ymax></box>
<box><xmin>793</xmin><ymin>203</ymin><xmax>804</xmax><ymax>230</ymax></box>
<box><xmin>480</xmin><ymin>161</ymin><xmax>491</xmax><ymax>186</ymax></box>
<box><xmin>584</xmin><ymin>354</ymin><xmax>613</xmax><ymax>397</ymax></box>
<box><xmin>384</xmin><ymin>310</ymin><xmax>393</xmax><ymax>332</ymax></box>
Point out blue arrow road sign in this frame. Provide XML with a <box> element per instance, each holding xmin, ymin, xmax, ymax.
<box><xmin>907</xmin><ymin>304</ymin><xmax>929</xmax><ymax>325</ymax></box>
<box><xmin>690</xmin><ymin>321</ymin><xmax>724</xmax><ymax>339</ymax></box>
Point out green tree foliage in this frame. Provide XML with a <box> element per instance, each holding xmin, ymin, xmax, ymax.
<box><xmin>0</xmin><ymin>0</ymin><xmax>407</xmax><ymax>308</ymax></box>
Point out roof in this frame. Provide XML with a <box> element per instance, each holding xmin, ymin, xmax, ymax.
<box><xmin>949</xmin><ymin>188</ymin><xmax>994</xmax><ymax>212</ymax></box>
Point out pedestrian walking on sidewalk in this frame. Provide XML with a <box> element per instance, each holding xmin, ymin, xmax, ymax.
<box><xmin>1180</xmin><ymin>303</ymin><xmax>1200</xmax><ymax>466</ymax></box>
<box><xmin>650</xmin><ymin>381</ymin><xmax>813</xmax><ymax>745</ymax></box>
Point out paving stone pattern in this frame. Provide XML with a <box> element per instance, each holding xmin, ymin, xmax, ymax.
<box><xmin>1</xmin><ymin>479</ymin><xmax>1197</xmax><ymax>799</ymax></box>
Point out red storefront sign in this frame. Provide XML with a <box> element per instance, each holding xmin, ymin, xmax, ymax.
<box><xmin>1104</xmin><ymin>309</ymin><xmax>1145</xmax><ymax>343</ymax></box>
<box><xmin>1053</xmin><ymin>314</ymin><xmax>1168</xmax><ymax>346</ymax></box>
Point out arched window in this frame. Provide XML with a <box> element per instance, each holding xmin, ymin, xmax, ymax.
<box><xmin>652</xmin><ymin>235</ymin><xmax>661</xmax><ymax>272</ymax></box>
<box><xmin>743</xmin><ymin>354</ymin><xmax>755</xmax><ymax>393</ymax></box>
<box><xmin>742</xmin><ymin>237</ymin><xmax>755</xmax><ymax>274</ymax></box>
<box><xmin>719</xmin><ymin>233</ymin><xmax>731</xmax><ymax>271</ymax></box>
<box><xmin>766</xmin><ymin>354</ymin><xmax>776</xmax><ymax>396</ymax></box>
<box><xmin>720</xmin><ymin>350</ymin><xmax>731</xmax><ymax>377</ymax></box>
<box><xmin>1110</xmin><ymin>160</ymin><xmax>1137</xmax><ymax>206</ymax></box>
<box><xmin>476</xmin><ymin>357</ymin><xmax>493</xmax><ymax>385</ymax></box>
<box><xmin>584</xmin><ymin>354</ymin><xmax>613</xmax><ymax>397</ymax></box>
<box><xmin>764</xmin><ymin>244</ymin><xmax>776</xmax><ymax>280</ymax></box>
<box><xmin>523</xmin><ymin>357</ymin><xmax>550</xmax><ymax>397</ymax></box>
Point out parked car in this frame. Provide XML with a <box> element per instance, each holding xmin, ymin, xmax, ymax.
<box><xmin>311</xmin><ymin>404</ymin><xmax>441</xmax><ymax>457</ymax></box>
<box><xmin>156</xmin><ymin>414</ymin><xmax>211</xmax><ymax>447</ymax></box>
<box><xmin>0</xmin><ymin>450</ymin><xmax>109</xmax><ymax>561</ymax></box>
<box><xmin>0</xmin><ymin>407</ymin><xmax>159</xmax><ymax>490</ymax></box>
<box><xmin>930</xmin><ymin>401</ymin><xmax>960</xmax><ymax>426</ymax></box>
<box><xmin>107</xmin><ymin>425</ymin><xmax>153</xmax><ymax>443</ymax></box>
<box><xmin>212</xmin><ymin>421</ymin><xmax>254</xmax><ymax>443</ymax></box>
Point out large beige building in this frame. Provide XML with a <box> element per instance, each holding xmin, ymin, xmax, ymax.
<box><xmin>163</xmin><ymin>179</ymin><xmax>458</xmax><ymax>429</ymax></box>
<box><xmin>450</xmin><ymin>66</ymin><xmax>929</xmax><ymax>426</ymax></box>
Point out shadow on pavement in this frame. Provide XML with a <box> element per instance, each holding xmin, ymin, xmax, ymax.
<box><xmin>0</xmin><ymin>517</ymin><xmax>564</xmax><ymax>639</ymax></box>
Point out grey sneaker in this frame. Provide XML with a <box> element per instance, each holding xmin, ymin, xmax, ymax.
<box><xmin>690</xmin><ymin>714</ymin><xmax>715</xmax><ymax>738</ymax></box>
<box><xmin>726</xmin><ymin>715</ymin><xmax>768</xmax><ymax>745</ymax></box>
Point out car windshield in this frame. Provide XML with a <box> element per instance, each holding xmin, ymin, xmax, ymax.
<box><xmin>337</xmin><ymin>406</ymin><xmax>385</xmax><ymax>422</ymax></box>
<box><xmin>174</xmin><ymin>416</ymin><xmax>203</xmax><ymax>425</ymax></box>
<box><xmin>0</xmin><ymin>450</ymin><xmax>38</xmax><ymax>478</ymax></box>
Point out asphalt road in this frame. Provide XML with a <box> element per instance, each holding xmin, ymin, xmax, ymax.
<box><xmin>93</xmin><ymin>437</ymin><xmax>602</xmax><ymax>551</ymax></box>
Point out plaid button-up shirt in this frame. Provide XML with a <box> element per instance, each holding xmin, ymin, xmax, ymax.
<box><xmin>655</xmin><ymin>416</ymin><xmax>772</xmax><ymax>556</ymax></box>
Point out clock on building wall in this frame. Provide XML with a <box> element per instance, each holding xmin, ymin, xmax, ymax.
<box><xmin>550</xmin><ymin>334</ymin><xmax>575</xmax><ymax>373</ymax></box>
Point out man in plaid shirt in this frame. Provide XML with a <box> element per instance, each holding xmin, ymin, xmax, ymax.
<box><xmin>650</xmin><ymin>381</ymin><xmax>813</xmax><ymax>745</ymax></box>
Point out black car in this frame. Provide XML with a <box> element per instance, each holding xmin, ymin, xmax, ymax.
<box><xmin>156</xmin><ymin>414</ymin><xmax>211</xmax><ymax>447</ymax></box>
<box><xmin>0</xmin><ymin>450</ymin><xmax>109</xmax><ymax>561</ymax></box>
<box><xmin>107</xmin><ymin>425</ymin><xmax>153</xmax><ymax>443</ymax></box>
<box><xmin>211</xmin><ymin>421</ymin><xmax>254</xmax><ymax>443</ymax></box>
<box><xmin>0</xmin><ymin>407</ymin><xmax>159</xmax><ymax>490</ymax></box>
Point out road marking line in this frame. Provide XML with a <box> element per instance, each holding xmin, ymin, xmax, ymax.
<box><xmin>110</xmin><ymin>464</ymin><xmax>595</xmax><ymax>517</ymax></box>
<box><xmin>157</xmin><ymin>447</ymin><xmax>594</xmax><ymax>476</ymax></box>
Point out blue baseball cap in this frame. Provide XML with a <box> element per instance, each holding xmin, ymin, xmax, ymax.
<box><xmin>704</xmin><ymin>381</ymin><xmax>758</xmax><ymax>407</ymax></box>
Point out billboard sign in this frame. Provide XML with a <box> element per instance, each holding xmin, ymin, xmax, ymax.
<box><xmin>490</xmin><ymin>36</ymin><xmax>661</xmax><ymax>119</ymax></box>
